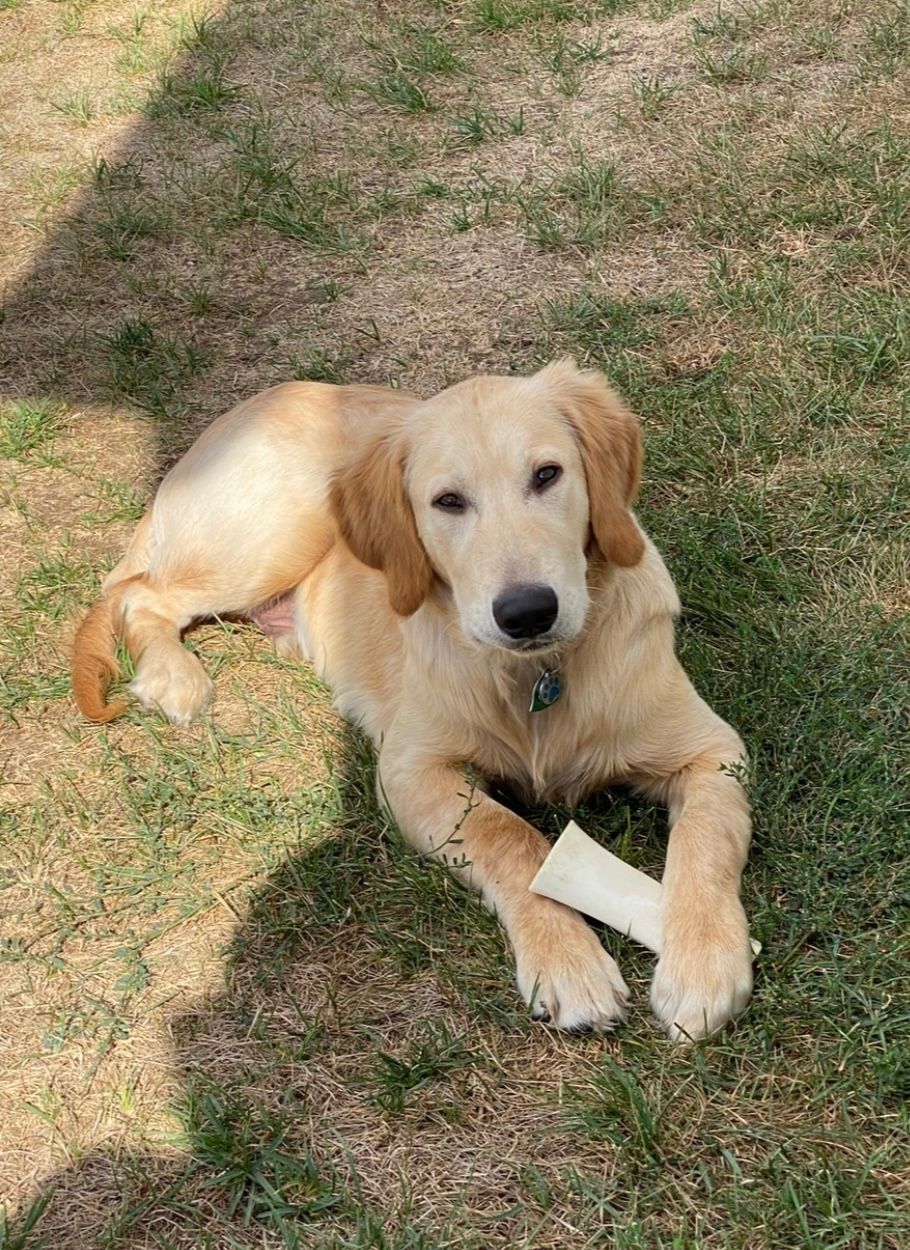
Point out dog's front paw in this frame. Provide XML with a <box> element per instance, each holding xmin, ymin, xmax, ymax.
<box><xmin>514</xmin><ymin>901</ymin><xmax>629</xmax><ymax>1033</ymax></box>
<box><xmin>650</xmin><ymin>905</ymin><xmax>753</xmax><ymax>1042</ymax></box>
<box><xmin>131</xmin><ymin>641</ymin><xmax>213</xmax><ymax>725</ymax></box>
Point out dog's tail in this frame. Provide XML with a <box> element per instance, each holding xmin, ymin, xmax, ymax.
<box><xmin>71</xmin><ymin>576</ymin><xmax>142</xmax><ymax>723</ymax></box>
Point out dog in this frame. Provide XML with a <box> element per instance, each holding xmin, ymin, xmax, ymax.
<box><xmin>72</xmin><ymin>359</ymin><xmax>753</xmax><ymax>1040</ymax></box>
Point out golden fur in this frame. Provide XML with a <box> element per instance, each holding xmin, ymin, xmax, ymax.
<box><xmin>72</xmin><ymin>360</ymin><xmax>753</xmax><ymax>1039</ymax></box>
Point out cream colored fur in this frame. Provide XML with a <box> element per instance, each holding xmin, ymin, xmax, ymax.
<box><xmin>72</xmin><ymin>361</ymin><xmax>753</xmax><ymax>1040</ymax></box>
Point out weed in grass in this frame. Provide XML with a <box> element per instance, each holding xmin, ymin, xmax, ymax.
<box><xmin>110</xmin><ymin>6</ymin><xmax>158</xmax><ymax>74</ymax></box>
<box><xmin>451</xmin><ymin>201</ymin><xmax>473</xmax><ymax>232</ymax></box>
<box><xmin>858</xmin><ymin>4</ymin><xmax>910</xmax><ymax>80</ymax></box>
<box><xmin>219</xmin><ymin>119</ymin><xmax>368</xmax><ymax>252</ymax></box>
<box><xmin>15</xmin><ymin>555</ymin><xmax>96</xmax><ymax>622</ymax></box>
<box><xmin>643</xmin><ymin>0</ymin><xmax>693</xmax><ymax>15</ymax></box>
<box><xmin>0</xmin><ymin>399</ymin><xmax>62</xmax><ymax>461</ymax></box>
<box><xmin>223</xmin><ymin>113</ymin><xmax>302</xmax><ymax>201</ymax></box>
<box><xmin>49</xmin><ymin>89</ymin><xmax>95</xmax><ymax>125</ymax></box>
<box><xmin>569</xmin><ymin>1056</ymin><xmax>662</xmax><ymax>1161</ymax></box>
<box><xmin>518</xmin><ymin>154</ymin><xmax>648</xmax><ymax>249</ymax></box>
<box><xmin>83</xmin><ymin>478</ymin><xmax>147</xmax><ymax>524</ymax></box>
<box><xmin>537</xmin><ymin>29</ymin><xmax>612</xmax><ymax>94</ymax></box>
<box><xmin>89</xmin><ymin>152</ymin><xmax>144</xmax><ymax>194</ymax></box>
<box><xmin>175</xmin><ymin>1079</ymin><xmax>340</xmax><ymax>1231</ymax></box>
<box><xmin>802</xmin><ymin>24</ymin><xmax>841</xmax><ymax>61</ymax></box>
<box><xmin>472</xmin><ymin>0</ymin><xmax>540</xmax><ymax>31</ymax></box>
<box><xmin>25</xmin><ymin>162</ymin><xmax>84</xmax><ymax>223</ymax></box>
<box><xmin>509</xmin><ymin>105</ymin><xmax>526</xmax><ymax>134</ymax></box>
<box><xmin>543</xmin><ymin>289</ymin><xmax>686</xmax><ymax>353</ymax></box>
<box><xmin>315</xmin><ymin>62</ymin><xmax>355</xmax><ymax>108</ymax></box>
<box><xmin>405</xmin><ymin>28</ymin><xmax>466</xmax><ymax>74</ymax></box>
<box><xmin>290</xmin><ymin>347</ymin><xmax>349</xmax><ymax>384</ymax></box>
<box><xmin>94</xmin><ymin>202</ymin><xmax>170</xmax><ymax>261</ymax></box>
<box><xmin>414</xmin><ymin>176</ymin><xmax>453</xmax><ymax>200</ymax></box>
<box><xmin>368</xmin><ymin>24</ymin><xmax>466</xmax><ymax>76</ymax></box>
<box><xmin>377</xmin><ymin>128</ymin><xmax>421</xmax><ymax>169</ymax></box>
<box><xmin>691</xmin><ymin>6</ymin><xmax>746</xmax><ymax>42</ymax></box>
<box><xmin>56</xmin><ymin>0</ymin><xmax>91</xmax><ymax>36</ymax></box>
<box><xmin>108</xmin><ymin>6</ymin><xmax>151</xmax><ymax>42</ymax></box>
<box><xmin>364</xmin><ymin>1021</ymin><xmax>479</xmax><ymax>1113</ymax></box>
<box><xmin>0</xmin><ymin>1192</ymin><xmax>54</xmax><ymax>1250</ymax></box>
<box><xmin>449</xmin><ymin>104</ymin><xmax>505</xmax><ymax>146</ymax></box>
<box><xmin>366</xmin><ymin>72</ymin><xmax>434</xmax><ymax>113</ymax></box>
<box><xmin>680</xmin><ymin>118</ymin><xmax>910</xmax><ymax>249</ymax></box>
<box><xmin>633</xmin><ymin>73</ymin><xmax>677</xmax><ymax>119</ymax></box>
<box><xmin>472</xmin><ymin>0</ymin><xmax>628</xmax><ymax>32</ymax></box>
<box><xmin>449</xmin><ymin>182</ymin><xmax>500</xmax><ymax>231</ymax></box>
<box><xmin>259</xmin><ymin>200</ymin><xmax>363</xmax><ymax>253</ymax></box>
<box><xmin>182</xmin><ymin>279</ymin><xmax>215</xmax><ymax>316</ymax></box>
<box><xmin>148</xmin><ymin>24</ymin><xmax>241</xmax><ymax>119</ymax></box>
<box><xmin>150</xmin><ymin>65</ymin><xmax>239</xmax><ymax>115</ymax></box>
<box><xmin>695</xmin><ymin>44</ymin><xmax>764</xmax><ymax>83</ymax></box>
<box><xmin>101</xmin><ymin>317</ymin><xmax>210</xmax><ymax>418</ymax></box>
<box><xmin>541</xmin><ymin>288</ymin><xmax>688</xmax><ymax>394</ymax></box>
<box><xmin>173</xmin><ymin>10</ymin><xmax>228</xmax><ymax>57</ymax></box>
<box><xmin>0</xmin><ymin>631</ymin><xmax>73</xmax><ymax>713</ymax></box>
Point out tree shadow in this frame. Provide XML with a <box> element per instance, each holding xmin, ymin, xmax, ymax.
<box><xmin>10</xmin><ymin>720</ymin><xmax>638</xmax><ymax>1250</ymax></box>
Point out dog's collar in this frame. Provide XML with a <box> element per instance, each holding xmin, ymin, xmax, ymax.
<box><xmin>529</xmin><ymin>666</ymin><xmax>561</xmax><ymax>713</ymax></box>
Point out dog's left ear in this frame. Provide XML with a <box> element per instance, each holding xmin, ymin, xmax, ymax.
<box><xmin>537</xmin><ymin>358</ymin><xmax>645</xmax><ymax>567</ymax></box>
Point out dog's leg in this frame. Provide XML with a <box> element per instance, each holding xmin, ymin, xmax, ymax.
<box><xmin>638</xmin><ymin>724</ymin><xmax>753</xmax><ymax>1041</ymax></box>
<box><xmin>119</xmin><ymin>579</ymin><xmax>215</xmax><ymax>726</ymax></box>
<box><xmin>379</xmin><ymin>750</ymin><xmax>629</xmax><ymax>1032</ymax></box>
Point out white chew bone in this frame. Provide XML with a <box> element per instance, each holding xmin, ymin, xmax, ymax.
<box><xmin>530</xmin><ymin>821</ymin><xmax>761</xmax><ymax>957</ymax></box>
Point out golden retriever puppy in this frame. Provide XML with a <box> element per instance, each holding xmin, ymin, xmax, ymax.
<box><xmin>72</xmin><ymin>360</ymin><xmax>753</xmax><ymax>1040</ymax></box>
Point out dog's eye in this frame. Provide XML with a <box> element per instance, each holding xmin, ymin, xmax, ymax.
<box><xmin>434</xmin><ymin>492</ymin><xmax>466</xmax><ymax>511</ymax></box>
<box><xmin>534</xmin><ymin>464</ymin><xmax>561</xmax><ymax>490</ymax></box>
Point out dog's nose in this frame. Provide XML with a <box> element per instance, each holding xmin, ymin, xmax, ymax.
<box><xmin>493</xmin><ymin>584</ymin><xmax>559</xmax><ymax>640</ymax></box>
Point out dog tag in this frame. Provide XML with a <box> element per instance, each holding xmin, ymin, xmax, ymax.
<box><xmin>529</xmin><ymin>667</ymin><xmax>561</xmax><ymax>713</ymax></box>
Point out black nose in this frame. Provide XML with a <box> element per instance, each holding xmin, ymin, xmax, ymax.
<box><xmin>493</xmin><ymin>583</ymin><xmax>559</xmax><ymax>640</ymax></box>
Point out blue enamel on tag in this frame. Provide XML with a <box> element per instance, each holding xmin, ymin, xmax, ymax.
<box><xmin>529</xmin><ymin>667</ymin><xmax>561</xmax><ymax>713</ymax></box>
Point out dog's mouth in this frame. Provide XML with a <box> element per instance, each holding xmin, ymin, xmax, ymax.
<box><xmin>507</xmin><ymin>637</ymin><xmax>562</xmax><ymax>653</ymax></box>
<box><xmin>484</xmin><ymin>631</ymin><xmax>572</xmax><ymax>657</ymax></box>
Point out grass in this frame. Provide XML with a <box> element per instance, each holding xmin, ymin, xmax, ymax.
<box><xmin>49</xmin><ymin>89</ymin><xmax>96</xmax><ymax>125</ymax></box>
<box><xmin>0</xmin><ymin>399</ymin><xmax>63</xmax><ymax>461</ymax></box>
<box><xmin>517</xmin><ymin>154</ymin><xmax>655</xmax><ymax>248</ymax></box>
<box><xmin>1</xmin><ymin>0</ymin><xmax>909</xmax><ymax>1247</ymax></box>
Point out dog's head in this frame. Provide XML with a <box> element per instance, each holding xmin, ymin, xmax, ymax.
<box><xmin>331</xmin><ymin>359</ymin><xmax>644</xmax><ymax>653</ymax></box>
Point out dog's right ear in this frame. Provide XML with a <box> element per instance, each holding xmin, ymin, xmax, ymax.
<box><xmin>331</xmin><ymin>426</ymin><xmax>434</xmax><ymax>616</ymax></box>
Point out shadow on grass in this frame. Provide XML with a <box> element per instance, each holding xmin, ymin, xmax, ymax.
<box><xmin>9</xmin><ymin>723</ymin><xmax>560</xmax><ymax>1249</ymax></box>
<box><xmin>7</xmin><ymin>692</ymin><xmax>670</xmax><ymax>1249</ymax></box>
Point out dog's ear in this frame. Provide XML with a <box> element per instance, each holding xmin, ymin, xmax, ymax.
<box><xmin>537</xmin><ymin>357</ymin><xmax>645</xmax><ymax>567</ymax></box>
<box><xmin>330</xmin><ymin>425</ymin><xmax>434</xmax><ymax>616</ymax></box>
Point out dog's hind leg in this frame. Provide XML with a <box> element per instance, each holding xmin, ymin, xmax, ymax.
<box><xmin>97</xmin><ymin>517</ymin><xmax>215</xmax><ymax>725</ymax></box>
<box><xmin>119</xmin><ymin>577</ymin><xmax>217</xmax><ymax>725</ymax></box>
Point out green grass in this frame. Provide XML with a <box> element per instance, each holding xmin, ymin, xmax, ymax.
<box><xmin>366</xmin><ymin>72</ymin><xmax>435</xmax><ymax>113</ymax></box>
<box><xmin>0</xmin><ymin>399</ymin><xmax>63</xmax><ymax>461</ymax></box>
<box><xmin>517</xmin><ymin>154</ymin><xmax>657</xmax><ymax>248</ymax></box>
<box><xmin>49</xmin><ymin>88</ymin><xmax>96</xmax><ymax>125</ymax></box>
<box><xmin>1</xmin><ymin>0</ymin><xmax>909</xmax><ymax>1247</ymax></box>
